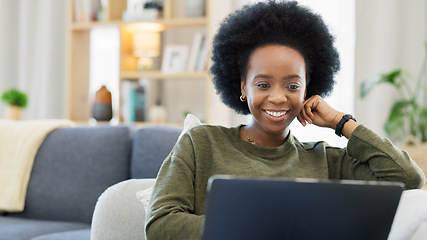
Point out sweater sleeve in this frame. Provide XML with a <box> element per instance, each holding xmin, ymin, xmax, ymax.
<box><xmin>339</xmin><ymin>125</ymin><xmax>425</xmax><ymax>189</ymax></box>
<box><xmin>145</xmin><ymin>133</ymin><xmax>203</xmax><ymax>240</ymax></box>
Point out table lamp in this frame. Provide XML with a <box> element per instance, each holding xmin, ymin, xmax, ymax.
<box><xmin>133</xmin><ymin>31</ymin><xmax>161</xmax><ymax>70</ymax></box>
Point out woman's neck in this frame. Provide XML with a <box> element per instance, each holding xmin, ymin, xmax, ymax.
<box><xmin>241</xmin><ymin>121</ymin><xmax>289</xmax><ymax>148</ymax></box>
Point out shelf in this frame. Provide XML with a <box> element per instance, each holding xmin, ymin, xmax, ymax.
<box><xmin>67</xmin><ymin>0</ymin><xmax>212</xmax><ymax>123</ymax></box>
<box><xmin>120</xmin><ymin>71</ymin><xmax>209</xmax><ymax>80</ymax></box>
<box><xmin>72</xmin><ymin>17</ymin><xmax>208</xmax><ymax>31</ymax></box>
<box><xmin>73</xmin><ymin>120</ymin><xmax>183</xmax><ymax>128</ymax></box>
<box><xmin>156</xmin><ymin>17</ymin><xmax>208</xmax><ymax>28</ymax></box>
<box><xmin>71</xmin><ymin>21</ymin><xmax>122</xmax><ymax>30</ymax></box>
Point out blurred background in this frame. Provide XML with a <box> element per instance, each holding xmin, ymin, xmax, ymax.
<box><xmin>0</xmin><ymin>0</ymin><xmax>426</xmax><ymax>147</ymax></box>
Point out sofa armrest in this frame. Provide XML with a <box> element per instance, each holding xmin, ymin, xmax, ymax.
<box><xmin>90</xmin><ymin>179</ymin><xmax>156</xmax><ymax>240</ymax></box>
<box><xmin>388</xmin><ymin>189</ymin><xmax>427</xmax><ymax>240</ymax></box>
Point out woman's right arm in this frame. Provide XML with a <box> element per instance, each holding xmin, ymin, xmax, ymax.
<box><xmin>145</xmin><ymin>133</ymin><xmax>203</xmax><ymax>240</ymax></box>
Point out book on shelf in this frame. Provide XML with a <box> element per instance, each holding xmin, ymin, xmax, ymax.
<box><xmin>187</xmin><ymin>33</ymin><xmax>205</xmax><ymax>72</ymax></box>
<box><xmin>196</xmin><ymin>35</ymin><xmax>207</xmax><ymax>72</ymax></box>
<box><xmin>73</xmin><ymin>0</ymin><xmax>102</xmax><ymax>22</ymax></box>
<box><xmin>121</xmin><ymin>80</ymin><xmax>147</xmax><ymax>122</ymax></box>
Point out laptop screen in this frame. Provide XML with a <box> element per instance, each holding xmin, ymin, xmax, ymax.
<box><xmin>201</xmin><ymin>176</ymin><xmax>404</xmax><ymax>240</ymax></box>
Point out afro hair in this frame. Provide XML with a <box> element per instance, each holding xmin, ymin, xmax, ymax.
<box><xmin>210</xmin><ymin>0</ymin><xmax>340</xmax><ymax>115</ymax></box>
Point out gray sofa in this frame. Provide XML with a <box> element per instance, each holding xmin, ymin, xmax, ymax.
<box><xmin>0</xmin><ymin>124</ymin><xmax>182</xmax><ymax>240</ymax></box>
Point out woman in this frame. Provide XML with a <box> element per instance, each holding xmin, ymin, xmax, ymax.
<box><xmin>145</xmin><ymin>1</ymin><xmax>425</xmax><ymax>239</ymax></box>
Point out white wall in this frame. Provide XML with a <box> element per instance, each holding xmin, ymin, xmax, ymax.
<box><xmin>355</xmin><ymin>0</ymin><xmax>427</xmax><ymax>137</ymax></box>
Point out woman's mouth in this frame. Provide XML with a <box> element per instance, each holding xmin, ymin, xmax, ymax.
<box><xmin>265</xmin><ymin>110</ymin><xmax>288</xmax><ymax>117</ymax></box>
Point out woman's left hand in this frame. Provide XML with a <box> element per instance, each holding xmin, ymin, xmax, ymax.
<box><xmin>297</xmin><ymin>95</ymin><xmax>343</xmax><ymax>129</ymax></box>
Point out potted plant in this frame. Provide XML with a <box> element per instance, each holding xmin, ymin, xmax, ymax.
<box><xmin>360</xmin><ymin>42</ymin><xmax>427</xmax><ymax>144</ymax></box>
<box><xmin>1</xmin><ymin>88</ymin><xmax>28</xmax><ymax>120</ymax></box>
<box><xmin>361</xmin><ymin>43</ymin><xmax>427</xmax><ymax>188</ymax></box>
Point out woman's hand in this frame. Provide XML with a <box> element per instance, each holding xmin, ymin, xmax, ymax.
<box><xmin>297</xmin><ymin>95</ymin><xmax>344</xmax><ymax>129</ymax></box>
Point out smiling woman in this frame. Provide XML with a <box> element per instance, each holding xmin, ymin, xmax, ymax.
<box><xmin>144</xmin><ymin>1</ymin><xmax>425</xmax><ymax>239</ymax></box>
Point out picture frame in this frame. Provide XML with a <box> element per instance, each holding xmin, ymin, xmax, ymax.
<box><xmin>161</xmin><ymin>45</ymin><xmax>189</xmax><ymax>73</ymax></box>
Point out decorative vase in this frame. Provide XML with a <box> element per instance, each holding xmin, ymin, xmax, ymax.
<box><xmin>5</xmin><ymin>105</ymin><xmax>22</xmax><ymax>120</ymax></box>
<box><xmin>93</xmin><ymin>85</ymin><xmax>113</xmax><ymax>121</ymax></box>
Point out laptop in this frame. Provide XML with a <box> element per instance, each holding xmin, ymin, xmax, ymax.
<box><xmin>201</xmin><ymin>175</ymin><xmax>404</xmax><ymax>240</ymax></box>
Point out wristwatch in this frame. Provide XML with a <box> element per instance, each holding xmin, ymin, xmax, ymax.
<box><xmin>335</xmin><ymin>114</ymin><xmax>356</xmax><ymax>137</ymax></box>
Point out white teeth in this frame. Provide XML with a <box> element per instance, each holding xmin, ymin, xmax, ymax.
<box><xmin>265</xmin><ymin>110</ymin><xmax>287</xmax><ymax>117</ymax></box>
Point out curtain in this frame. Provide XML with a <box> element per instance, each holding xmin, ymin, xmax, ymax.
<box><xmin>0</xmin><ymin>0</ymin><xmax>67</xmax><ymax>120</ymax></box>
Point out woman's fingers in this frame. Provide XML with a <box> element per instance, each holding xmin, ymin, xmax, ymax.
<box><xmin>297</xmin><ymin>114</ymin><xmax>307</xmax><ymax>126</ymax></box>
<box><xmin>298</xmin><ymin>101</ymin><xmax>313</xmax><ymax>126</ymax></box>
<box><xmin>303</xmin><ymin>95</ymin><xmax>320</xmax><ymax>118</ymax></box>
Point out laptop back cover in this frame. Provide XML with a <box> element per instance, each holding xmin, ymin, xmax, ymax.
<box><xmin>201</xmin><ymin>176</ymin><xmax>404</xmax><ymax>240</ymax></box>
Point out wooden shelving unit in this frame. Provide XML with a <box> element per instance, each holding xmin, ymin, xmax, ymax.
<box><xmin>120</xmin><ymin>71</ymin><xmax>209</xmax><ymax>80</ymax></box>
<box><xmin>66</xmin><ymin>0</ymin><xmax>211</xmax><ymax>124</ymax></box>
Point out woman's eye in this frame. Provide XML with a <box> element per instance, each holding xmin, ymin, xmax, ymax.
<box><xmin>287</xmin><ymin>84</ymin><xmax>300</xmax><ymax>90</ymax></box>
<box><xmin>256</xmin><ymin>83</ymin><xmax>269</xmax><ymax>89</ymax></box>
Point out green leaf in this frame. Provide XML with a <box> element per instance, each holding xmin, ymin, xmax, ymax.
<box><xmin>420</xmin><ymin>107</ymin><xmax>427</xmax><ymax>142</ymax></box>
<box><xmin>384</xmin><ymin>100</ymin><xmax>414</xmax><ymax>139</ymax></box>
<box><xmin>384</xmin><ymin>119</ymin><xmax>405</xmax><ymax>140</ymax></box>
<box><xmin>386</xmin><ymin>100</ymin><xmax>413</xmax><ymax>121</ymax></box>
<box><xmin>379</xmin><ymin>69</ymin><xmax>402</xmax><ymax>86</ymax></box>
<box><xmin>360</xmin><ymin>77</ymin><xmax>379</xmax><ymax>98</ymax></box>
<box><xmin>360</xmin><ymin>69</ymin><xmax>402</xmax><ymax>98</ymax></box>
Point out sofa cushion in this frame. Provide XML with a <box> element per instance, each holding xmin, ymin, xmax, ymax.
<box><xmin>9</xmin><ymin>125</ymin><xmax>132</xmax><ymax>224</ymax></box>
<box><xmin>31</xmin><ymin>228</ymin><xmax>90</xmax><ymax>240</ymax></box>
<box><xmin>0</xmin><ymin>216</ymin><xmax>89</xmax><ymax>240</ymax></box>
<box><xmin>131</xmin><ymin>126</ymin><xmax>181</xmax><ymax>178</ymax></box>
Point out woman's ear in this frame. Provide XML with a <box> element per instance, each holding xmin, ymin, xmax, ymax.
<box><xmin>241</xmin><ymin>77</ymin><xmax>246</xmax><ymax>97</ymax></box>
<box><xmin>304</xmin><ymin>87</ymin><xmax>307</xmax><ymax>100</ymax></box>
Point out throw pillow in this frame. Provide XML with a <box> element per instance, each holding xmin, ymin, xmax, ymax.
<box><xmin>178</xmin><ymin>113</ymin><xmax>202</xmax><ymax>139</ymax></box>
<box><xmin>136</xmin><ymin>186</ymin><xmax>154</xmax><ymax>213</ymax></box>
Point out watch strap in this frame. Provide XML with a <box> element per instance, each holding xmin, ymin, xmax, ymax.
<box><xmin>335</xmin><ymin>114</ymin><xmax>356</xmax><ymax>137</ymax></box>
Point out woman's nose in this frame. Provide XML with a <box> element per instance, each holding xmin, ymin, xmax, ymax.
<box><xmin>268</xmin><ymin>87</ymin><xmax>287</xmax><ymax>104</ymax></box>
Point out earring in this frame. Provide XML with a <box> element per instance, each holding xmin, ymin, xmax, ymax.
<box><xmin>240</xmin><ymin>95</ymin><xmax>247</xmax><ymax>102</ymax></box>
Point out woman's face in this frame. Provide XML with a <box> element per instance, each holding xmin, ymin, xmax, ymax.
<box><xmin>241</xmin><ymin>44</ymin><xmax>307</xmax><ymax>137</ymax></box>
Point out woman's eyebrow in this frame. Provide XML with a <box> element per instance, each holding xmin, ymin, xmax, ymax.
<box><xmin>253</xmin><ymin>74</ymin><xmax>302</xmax><ymax>80</ymax></box>
<box><xmin>284</xmin><ymin>74</ymin><xmax>302</xmax><ymax>80</ymax></box>
<box><xmin>253</xmin><ymin>74</ymin><xmax>273</xmax><ymax>80</ymax></box>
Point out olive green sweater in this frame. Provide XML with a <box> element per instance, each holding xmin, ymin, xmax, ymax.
<box><xmin>145</xmin><ymin>124</ymin><xmax>425</xmax><ymax>240</ymax></box>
